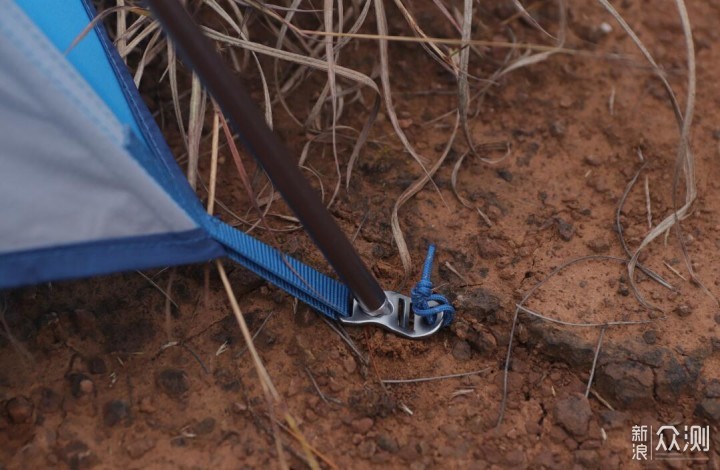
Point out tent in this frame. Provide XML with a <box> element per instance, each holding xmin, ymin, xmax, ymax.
<box><xmin>0</xmin><ymin>0</ymin><xmax>453</xmax><ymax>337</ymax></box>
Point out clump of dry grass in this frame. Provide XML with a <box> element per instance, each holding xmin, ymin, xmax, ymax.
<box><xmin>94</xmin><ymin>0</ymin><xmax>709</xmax><ymax>460</ymax></box>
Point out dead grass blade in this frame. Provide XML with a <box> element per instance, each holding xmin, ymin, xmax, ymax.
<box><xmin>186</xmin><ymin>74</ymin><xmax>207</xmax><ymax>190</ymax></box>
<box><xmin>205</xmin><ymin>0</ymin><xmax>273</xmax><ymax>127</ymax></box>
<box><xmin>133</xmin><ymin>29</ymin><xmax>163</xmax><ymax>87</ymax></box>
<box><xmin>373</xmin><ymin>0</ymin><xmax>446</xmax><ymax>218</ymax></box>
<box><xmin>510</xmin><ymin>0</ymin><xmax>557</xmax><ymax>41</ymax></box>
<box><xmin>116</xmin><ymin>0</ymin><xmax>127</xmax><ymax>63</ymax></box>
<box><xmin>615</xmin><ymin>164</ymin><xmax>674</xmax><ymax>305</ymax></box>
<box><xmin>391</xmin><ymin>113</ymin><xmax>459</xmax><ymax>277</ymax></box>
<box><xmin>167</xmin><ymin>42</ymin><xmax>188</xmax><ymax>145</ymax></box>
<box><xmin>216</xmin><ymin>260</ymin><xmax>289</xmax><ymax>470</ymax></box>
<box><xmin>457</xmin><ymin>0</ymin><xmax>474</xmax><ymax>155</ymax></box>
<box><xmin>596</xmin><ymin>0</ymin><xmax>710</xmax><ymax>304</ymax></box>
<box><xmin>323</xmin><ymin>0</ymin><xmax>342</xmax><ymax>206</ymax></box>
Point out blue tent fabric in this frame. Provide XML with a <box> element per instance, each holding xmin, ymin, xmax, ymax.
<box><xmin>0</xmin><ymin>0</ymin><xmax>224</xmax><ymax>288</ymax></box>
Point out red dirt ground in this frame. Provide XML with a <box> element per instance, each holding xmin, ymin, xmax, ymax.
<box><xmin>1</xmin><ymin>1</ymin><xmax>720</xmax><ymax>468</ymax></box>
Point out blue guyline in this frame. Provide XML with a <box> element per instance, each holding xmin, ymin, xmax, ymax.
<box><xmin>411</xmin><ymin>244</ymin><xmax>456</xmax><ymax>326</ymax></box>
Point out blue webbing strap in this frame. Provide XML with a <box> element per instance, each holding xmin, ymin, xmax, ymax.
<box><xmin>205</xmin><ymin>216</ymin><xmax>352</xmax><ymax>320</ymax></box>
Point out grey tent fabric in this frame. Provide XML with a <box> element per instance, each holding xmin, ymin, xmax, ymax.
<box><xmin>0</xmin><ymin>2</ymin><xmax>198</xmax><ymax>255</ymax></box>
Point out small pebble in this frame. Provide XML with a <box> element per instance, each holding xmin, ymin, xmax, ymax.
<box><xmin>357</xmin><ymin>440</ymin><xmax>377</xmax><ymax>459</ymax></box>
<box><xmin>599</xmin><ymin>22</ymin><xmax>613</xmax><ymax>34</ymax></box>
<box><xmin>125</xmin><ymin>437</ymin><xmax>156</xmax><ymax>459</ymax></box>
<box><xmin>549</xmin><ymin>121</ymin><xmax>566</xmax><ymax>137</ymax></box>
<box><xmin>6</xmin><ymin>396</ymin><xmax>34</xmax><ymax>424</ymax></box>
<box><xmin>642</xmin><ymin>330</ymin><xmax>657</xmax><ymax>345</ymax></box>
<box><xmin>584</xmin><ymin>155</ymin><xmax>602</xmax><ymax>167</ymax></box>
<box><xmin>68</xmin><ymin>373</ymin><xmax>92</xmax><ymax>398</ymax></box>
<box><xmin>79</xmin><ymin>379</ymin><xmax>94</xmax><ymax>395</ymax></box>
<box><xmin>452</xmin><ymin>340</ymin><xmax>472</xmax><ymax>361</ymax></box>
<box><xmin>58</xmin><ymin>440</ymin><xmax>97</xmax><ymax>468</ymax></box>
<box><xmin>156</xmin><ymin>369</ymin><xmax>189</xmax><ymax>397</ymax></box>
<box><xmin>556</xmin><ymin>218</ymin><xmax>575</xmax><ymax>241</ymax></box>
<box><xmin>343</xmin><ymin>356</ymin><xmax>357</xmax><ymax>374</ymax></box>
<box><xmin>193</xmin><ymin>417</ymin><xmax>216</xmax><ymax>435</ymax></box>
<box><xmin>674</xmin><ymin>304</ymin><xmax>692</xmax><ymax>317</ymax></box>
<box><xmin>554</xmin><ymin>394</ymin><xmax>592</xmax><ymax>437</ymax></box>
<box><xmin>103</xmin><ymin>400</ymin><xmax>130</xmax><ymax>427</ymax></box>
<box><xmin>351</xmin><ymin>417</ymin><xmax>374</xmax><ymax>434</ymax></box>
<box><xmin>376</xmin><ymin>434</ymin><xmax>399</xmax><ymax>454</ymax></box>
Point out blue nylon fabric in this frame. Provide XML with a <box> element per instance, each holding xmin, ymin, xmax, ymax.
<box><xmin>0</xmin><ymin>229</ymin><xmax>219</xmax><ymax>290</ymax></box>
<box><xmin>15</xmin><ymin>0</ymin><xmax>143</xmax><ymax>140</ymax></box>
<box><xmin>208</xmin><ymin>218</ymin><xmax>351</xmax><ymax>319</ymax></box>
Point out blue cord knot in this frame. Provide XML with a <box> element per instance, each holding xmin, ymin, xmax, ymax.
<box><xmin>411</xmin><ymin>244</ymin><xmax>455</xmax><ymax>327</ymax></box>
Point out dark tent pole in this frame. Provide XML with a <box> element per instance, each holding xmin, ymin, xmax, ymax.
<box><xmin>145</xmin><ymin>0</ymin><xmax>389</xmax><ymax>315</ymax></box>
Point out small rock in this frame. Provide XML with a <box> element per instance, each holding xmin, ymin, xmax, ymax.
<box><xmin>452</xmin><ymin>340</ymin><xmax>472</xmax><ymax>361</ymax></box>
<box><xmin>674</xmin><ymin>304</ymin><xmax>692</xmax><ymax>317</ymax></box>
<box><xmin>468</xmin><ymin>328</ymin><xmax>497</xmax><ymax>354</ymax></box>
<box><xmin>705</xmin><ymin>379</ymin><xmax>720</xmax><ymax>398</ymax></box>
<box><xmin>554</xmin><ymin>393</ymin><xmax>592</xmax><ymax>437</ymax></box>
<box><xmin>642</xmin><ymin>330</ymin><xmax>657</xmax><ymax>345</ymax></box>
<box><xmin>376</xmin><ymin>434</ymin><xmax>399</xmax><ymax>453</ymax></box>
<box><xmin>6</xmin><ymin>396</ymin><xmax>34</xmax><ymax>424</ymax></box>
<box><xmin>531</xmin><ymin>450</ymin><xmax>555</xmax><ymax>468</ymax></box>
<box><xmin>503</xmin><ymin>449</ymin><xmax>526</xmax><ymax>466</ymax></box>
<box><xmin>714</xmin><ymin>313</ymin><xmax>720</xmax><ymax>325</ymax></box>
<box><xmin>156</xmin><ymin>369</ymin><xmax>189</xmax><ymax>397</ymax></box>
<box><xmin>596</xmin><ymin>361</ymin><xmax>654</xmax><ymax>409</ymax></box>
<box><xmin>454</xmin><ymin>289</ymin><xmax>501</xmax><ymax>320</ymax></box>
<box><xmin>575</xmin><ymin>450</ymin><xmax>599</xmax><ymax>469</ymax></box>
<box><xmin>549</xmin><ymin>121</ymin><xmax>566</xmax><ymax>138</ymax></box>
<box><xmin>79</xmin><ymin>379</ymin><xmax>94</xmax><ymax>396</ymax></box>
<box><xmin>398</xmin><ymin>441</ymin><xmax>421</xmax><ymax>462</ymax></box>
<box><xmin>556</xmin><ymin>219</ymin><xmax>575</xmax><ymax>241</ymax></box>
<box><xmin>695</xmin><ymin>398</ymin><xmax>720</xmax><ymax>422</ymax></box>
<box><xmin>68</xmin><ymin>373</ymin><xmax>92</xmax><ymax>398</ymax></box>
<box><xmin>439</xmin><ymin>423</ymin><xmax>460</xmax><ymax>440</ymax></box>
<box><xmin>193</xmin><ymin>417</ymin><xmax>215</xmax><ymax>435</ymax></box>
<box><xmin>398</xmin><ymin>118</ymin><xmax>413</xmax><ymax>129</ymax></box>
<box><xmin>357</xmin><ymin>440</ymin><xmax>376</xmax><ymax>459</ymax></box>
<box><xmin>586</xmin><ymin>237</ymin><xmax>610</xmax><ymax>253</ymax></box>
<box><xmin>477</xmin><ymin>237</ymin><xmax>505</xmax><ymax>259</ymax></box>
<box><xmin>587</xmin><ymin>175</ymin><xmax>609</xmax><ymax>193</ymax></box>
<box><xmin>86</xmin><ymin>357</ymin><xmax>107</xmax><ymax>375</ymax></box>
<box><xmin>655</xmin><ymin>357</ymin><xmax>690</xmax><ymax>403</ymax></box>
<box><xmin>599</xmin><ymin>410</ymin><xmax>627</xmax><ymax>430</ymax></box>
<box><xmin>138</xmin><ymin>396</ymin><xmax>155</xmax><ymax>414</ymax></box>
<box><xmin>496</xmin><ymin>169</ymin><xmax>513</xmax><ymax>182</ymax></box>
<box><xmin>343</xmin><ymin>357</ymin><xmax>357</xmax><ymax>375</ymax></box>
<box><xmin>351</xmin><ymin>417</ymin><xmax>374</xmax><ymax>434</ymax></box>
<box><xmin>125</xmin><ymin>437</ymin><xmax>156</xmax><ymax>459</ymax></box>
<box><xmin>57</xmin><ymin>440</ymin><xmax>97</xmax><ymax>469</ymax></box>
<box><xmin>584</xmin><ymin>155</ymin><xmax>602</xmax><ymax>167</ymax></box>
<box><xmin>103</xmin><ymin>400</ymin><xmax>130</xmax><ymax>427</ymax></box>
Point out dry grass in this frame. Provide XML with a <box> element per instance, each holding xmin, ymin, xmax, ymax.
<box><xmin>93</xmin><ymin>0</ymin><xmax>709</xmax><ymax>462</ymax></box>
